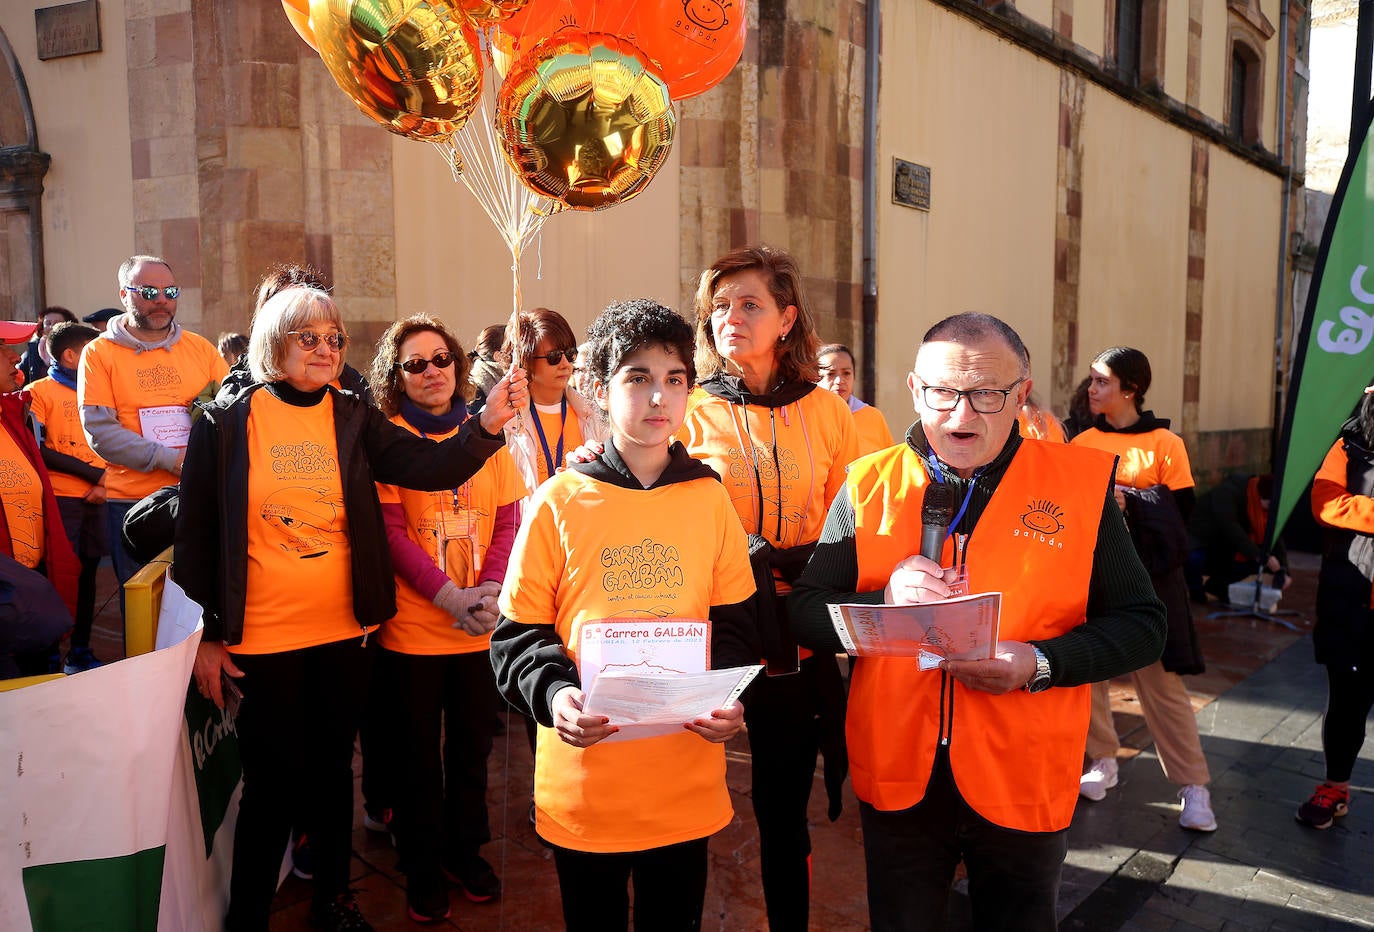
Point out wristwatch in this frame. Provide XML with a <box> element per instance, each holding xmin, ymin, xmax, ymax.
<box><xmin>1025</xmin><ymin>645</ymin><xmax>1052</xmax><ymax>693</ymax></box>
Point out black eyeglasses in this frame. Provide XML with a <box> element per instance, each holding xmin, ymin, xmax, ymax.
<box><xmin>538</xmin><ymin>347</ymin><xmax>577</xmax><ymax>365</ymax></box>
<box><xmin>917</xmin><ymin>378</ymin><xmax>1025</xmax><ymax>414</ymax></box>
<box><xmin>123</xmin><ymin>284</ymin><xmax>180</xmax><ymax>300</ymax></box>
<box><xmin>397</xmin><ymin>351</ymin><xmax>457</xmax><ymax>375</ymax></box>
<box><xmin>287</xmin><ymin>330</ymin><xmax>348</xmax><ymax>351</ymax></box>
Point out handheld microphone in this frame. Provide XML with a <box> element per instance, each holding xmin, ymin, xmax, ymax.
<box><xmin>920</xmin><ymin>483</ymin><xmax>955</xmax><ymax>565</ymax></box>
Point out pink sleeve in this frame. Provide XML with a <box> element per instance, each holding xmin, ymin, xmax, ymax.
<box><xmin>480</xmin><ymin>501</ymin><xmax>521</xmax><ymax>585</ymax></box>
<box><xmin>383</xmin><ymin>502</ymin><xmax>451</xmax><ymax>601</ymax></box>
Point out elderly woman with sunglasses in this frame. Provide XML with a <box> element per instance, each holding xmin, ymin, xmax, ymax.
<box><xmin>176</xmin><ymin>288</ymin><xmax>527</xmax><ymax>932</ymax></box>
<box><xmin>364</xmin><ymin>314</ymin><xmax>526</xmax><ymax>922</ymax></box>
<box><xmin>502</xmin><ymin>307</ymin><xmax>605</xmax><ymax>497</ymax></box>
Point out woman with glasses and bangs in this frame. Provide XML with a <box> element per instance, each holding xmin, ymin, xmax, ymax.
<box><xmin>502</xmin><ymin>307</ymin><xmax>606</xmax><ymax>498</ymax></box>
<box><xmin>364</xmin><ymin>314</ymin><xmax>526</xmax><ymax>922</ymax></box>
<box><xmin>176</xmin><ymin>289</ymin><xmax>527</xmax><ymax>932</ymax></box>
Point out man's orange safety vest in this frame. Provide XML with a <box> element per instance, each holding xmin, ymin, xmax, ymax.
<box><xmin>846</xmin><ymin>439</ymin><xmax>1117</xmax><ymax>832</ymax></box>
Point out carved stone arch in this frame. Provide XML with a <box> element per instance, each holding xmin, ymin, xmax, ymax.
<box><xmin>1225</xmin><ymin>0</ymin><xmax>1274</xmax><ymax>148</ymax></box>
<box><xmin>0</xmin><ymin>24</ymin><xmax>50</xmax><ymax>319</ymax></box>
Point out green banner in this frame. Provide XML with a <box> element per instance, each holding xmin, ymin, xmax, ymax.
<box><xmin>184</xmin><ymin>685</ymin><xmax>241</xmax><ymax>859</ymax></box>
<box><xmin>23</xmin><ymin>846</ymin><xmax>165</xmax><ymax>932</ymax></box>
<box><xmin>1269</xmin><ymin>102</ymin><xmax>1374</xmax><ymax>549</ymax></box>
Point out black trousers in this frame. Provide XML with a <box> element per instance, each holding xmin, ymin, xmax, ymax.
<box><xmin>55</xmin><ymin>496</ymin><xmax>107</xmax><ymax>647</ymax></box>
<box><xmin>1323</xmin><ymin>663</ymin><xmax>1374</xmax><ymax>782</ymax></box>
<box><xmin>860</xmin><ymin>755</ymin><xmax>1067</xmax><ymax>932</ymax></box>
<box><xmin>551</xmin><ymin>837</ymin><xmax>709</xmax><ymax>932</ymax></box>
<box><xmin>374</xmin><ymin>647</ymin><xmax>499</xmax><ymax>884</ymax></box>
<box><xmin>224</xmin><ymin>637</ymin><xmax>373</xmax><ymax>930</ymax></box>
<box><xmin>743</xmin><ymin>655</ymin><xmax>826</xmax><ymax>932</ymax></box>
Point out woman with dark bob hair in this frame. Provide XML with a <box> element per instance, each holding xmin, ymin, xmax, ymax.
<box><xmin>682</xmin><ymin>244</ymin><xmax>859</xmax><ymax>930</ymax></box>
<box><xmin>492</xmin><ymin>298</ymin><xmax>756</xmax><ymax>931</ymax></box>
<box><xmin>177</xmin><ymin>288</ymin><xmax>527</xmax><ymax>932</ymax></box>
<box><xmin>1071</xmin><ymin>345</ymin><xmax>1216</xmax><ymax>833</ymax></box>
<box><xmin>365</xmin><ymin>314</ymin><xmax>526</xmax><ymax>921</ymax></box>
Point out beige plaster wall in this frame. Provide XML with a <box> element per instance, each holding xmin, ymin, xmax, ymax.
<box><xmin>1076</xmin><ymin>0</ymin><xmax>1107</xmax><ymax>60</ymax></box>
<box><xmin>2</xmin><ymin>1</ymin><xmax>135</xmax><ymax>316</ymax></box>
<box><xmin>391</xmin><ymin>130</ymin><xmax>682</xmax><ymax>350</ymax></box>
<box><xmin>1014</xmin><ymin>0</ymin><xmax>1054</xmax><ymax>31</ymax></box>
<box><xmin>875</xmin><ymin>4</ymin><xmax>1060</xmax><ymax>431</ymax></box>
<box><xmin>1164</xmin><ymin>0</ymin><xmax>1190</xmax><ymax>100</ymax></box>
<box><xmin>1198</xmin><ymin>145</ymin><xmax>1280</xmax><ymax>432</ymax></box>
<box><xmin>1076</xmin><ymin>83</ymin><xmax>1192</xmax><ymax>421</ymax></box>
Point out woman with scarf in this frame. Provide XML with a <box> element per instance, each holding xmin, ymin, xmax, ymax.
<box><xmin>680</xmin><ymin>245</ymin><xmax>859</xmax><ymax>930</ymax></box>
<box><xmin>1070</xmin><ymin>346</ymin><xmax>1216</xmax><ymax>833</ymax></box>
<box><xmin>367</xmin><ymin>315</ymin><xmax>526</xmax><ymax>921</ymax></box>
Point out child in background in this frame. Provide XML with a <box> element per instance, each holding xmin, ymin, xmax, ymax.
<box><xmin>25</xmin><ymin>321</ymin><xmax>109</xmax><ymax>673</ymax></box>
<box><xmin>491</xmin><ymin>299</ymin><xmax>757</xmax><ymax>931</ymax></box>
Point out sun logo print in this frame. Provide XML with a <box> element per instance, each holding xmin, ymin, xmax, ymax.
<box><xmin>1020</xmin><ymin>498</ymin><xmax>1065</xmax><ymax>535</ymax></box>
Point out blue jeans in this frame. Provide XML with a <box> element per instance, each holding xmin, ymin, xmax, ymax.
<box><xmin>860</xmin><ymin>753</ymin><xmax>1068</xmax><ymax>932</ymax></box>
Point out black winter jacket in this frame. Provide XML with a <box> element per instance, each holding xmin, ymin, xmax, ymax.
<box><xmin>176</xmin><ymin>381</ymin><xmax>504</xmax><ymax>646</ymax></box>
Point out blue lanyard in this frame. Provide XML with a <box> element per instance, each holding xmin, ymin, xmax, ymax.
<box><xmin>925</xmin><ymin>450</ymin><xmax>981</xmax><ymax>539</ymax></box>
<box><xmin>531</xmin><ymin>397</ymin><xmax>567</xmax><ymax>479</ymax></box>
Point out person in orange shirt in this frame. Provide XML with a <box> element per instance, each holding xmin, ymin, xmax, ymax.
<box><xmin>817</xmin><ymin>342</ymin><xmax>896</xmax><ymax>456</ymax></box>
<box><xmin>0</xmin><ymin>319</ymin><xmax>79</xmax><ymax>675</ymax></box>
<box><xmin>1071</xmin><ymin>346</ymin><xmax>1216</xmax><ymax>832</ymax></box>
<box><xmin>789</xmin><ymin>314</ymin><xmax>1164</xmax><ymax>929</ymax></box>
<box><xmin>177</xmin><ymin>288</ymin><xmax>528</xmax><ymax>932</ymax></box>
<box><xmin>491</xmin><ymin>299</ymin><xmax>756</xmax><ymax>932</ymax></box>
<box><xmin>78</xmin><ymin>255</ymin><xmax>229</xmax><ymax>606</ymax></box>
<box><xmin>367</xmin><ymin>315</ymin><xmax>526</xmax><ymax>921</ymax></box>
<box><xmin>25</xmin><ymin>322</ymin><xmax>109</xmax><ymax>673</ymax></box>
<box><xmin>1299</xmin><ymin>386</ymin><xmax>1374</xmax><ymax>830</ymax></box>
<box><xmin>682</xmin><ymin>245</ymin><xmax>859</xmax><ymax>931</ymax></box>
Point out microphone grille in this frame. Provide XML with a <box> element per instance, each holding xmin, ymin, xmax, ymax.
<box><xmin>922</xmin><ymin>482</ymin><xmax>955</xmax><ymax>525</ymax></box>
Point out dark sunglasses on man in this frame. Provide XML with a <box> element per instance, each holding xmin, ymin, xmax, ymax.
<box><xmin>397</xmin><ymin>351</ymin><xmax>457</xmax><ymax>375</ymax></box>
<box><xmin>123</xmin><ymin>284</ymin><xmax>181</xmax><ymax>301</ymax></box>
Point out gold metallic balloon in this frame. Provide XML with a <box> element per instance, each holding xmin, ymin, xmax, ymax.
<box><xmin>309</xmin><ymin>0</ymin><xmax>484</xmax><ymax>141</ymax></box>
<box><xmin>496</xmin><ymin>31</ymin><xmax>675</xmax><ymax>211</ymax></box>
<box><xmin>458</xmin><ymin>0</ymin><xmax>531</xmax><ymax>25</ymax></box>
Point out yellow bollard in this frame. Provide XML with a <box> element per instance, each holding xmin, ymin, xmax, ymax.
<box><xmin>124</xmin><ymin>547</ymin><xmax>174</xmax><ymax>657</ymax></box>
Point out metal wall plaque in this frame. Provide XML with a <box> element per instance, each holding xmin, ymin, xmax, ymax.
<box><xmin>893</xmin><ymin>158</ymin><xmax>931</xmax><ymax>211</ymax></box>
<box><xmin>35</xmin><ymin>1</ymin><xmax>102</xmax><ymax>61</ymax></box>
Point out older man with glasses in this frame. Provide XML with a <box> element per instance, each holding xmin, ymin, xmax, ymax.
<box><xmin>790</xmin><ymin>312</ymin><xmax>1165</xmax><ymax>931</ymax></box>
<box><xmin>77</xmin><ymin>255</ymin><xmax>229</xmax><ymax>612</ymax></box>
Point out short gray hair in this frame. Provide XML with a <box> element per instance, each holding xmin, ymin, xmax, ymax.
<box><xmin>248</xmin><ymin>287</ymin><xmax>344</xmax><ymax>383</ymax></box>
<box><xmin>921</xmin><ymin>312</ymin><xmax>1030</xmax><ymax>377</ymax></box>
<box><xmin>117</xmin><ymin>255</ymin><xmax>172</xmax><ymax>286</ymax></box>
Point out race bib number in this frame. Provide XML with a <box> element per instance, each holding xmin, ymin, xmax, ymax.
<box><xmin>138</xmin><ymin>404</ymin><xmax>192</xmax><ymax>450</ymax></box>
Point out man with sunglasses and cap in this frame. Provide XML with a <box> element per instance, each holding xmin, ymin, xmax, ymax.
<box><xmin>78</xmin><ymin>255</ymin><xmax>229</xmax><ymax>600</ymax></box>
<box><xmin>789</xmin><ymin>312</ymin><xmax>1165</xmax><ymax>930</ymax></box>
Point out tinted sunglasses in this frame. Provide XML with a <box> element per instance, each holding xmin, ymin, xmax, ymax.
<box><xmin>124</xmin><ymin>284</ymin><xmax>180</xmax><ymax>300</ymax></box>
<box><xmin>538</xmin><ymin>347</ymin><xmax>577</xmax><ymax>365</ymax></box>
<box><xmin>287</xmin><ymin>329</ymin><xmax>348</xmax><ymax>351</ymax></box>
<box><xmin>397</xmin><ymin>351</ymin><xmax>457</xmax><ymax>375</ymax></box>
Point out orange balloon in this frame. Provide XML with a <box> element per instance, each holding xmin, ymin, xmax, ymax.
<box><xmin>497</xmin><ymin>31</ymin><xmax>676</xmax><ymax>211</ymax></box>
<box><xmin>630</xmin><ymin>0</ymin><xmax>747</xmax><ymax>100</ymax></box>
<box><xmin>489</xmin><ymin>0</ymin><xmax>587</xmax><ymax>75</ymax></box>
<box><xmin>457</xmin><ymin>0</ymin><xmax>532</xmax><ymax>26</ymax></box>
<box><xmin>282</xmin><ymin>0</ymin><xmax>318</xmax><ymax>51</ymax></box>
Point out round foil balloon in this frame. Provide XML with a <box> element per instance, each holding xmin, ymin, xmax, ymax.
<box><xmin>309</xmin><ymin>0</ymin><xmax>483</xmax><ymax>141</ymax></box>
<box><xmin>631</xmin><ymin>0</ymin><xmax>747</xmax><ymax>100</ymax></box>
<box><xmin>458</xmin><ymin>0</ymin><xmax>531</xmax><ymax>25</ymax></box>
<box><xmin>282</xmin><ymin>0</ymin><xmax>319</xmax><ymax>50</ymax></box>
<box><xmin>497</xmin><ymin>32</ymin><xmax>675</xmax><ymax>210</ymax></box>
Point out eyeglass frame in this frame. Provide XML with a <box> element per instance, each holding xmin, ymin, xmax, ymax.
<box><xmin>536</xmin><ymin>347</ymin><xmax>577</xmax><ymax>365</ymax></box>
<box><xmin>123</xmin><ymin>284</ymin><xmax>181</xmax><ymax>301</ymax></box>
<box><xmin>287</xmin><ymin>329</ymin><xmax>349</xmax><ymax>351</ymax></box>
<box><xmin>915</xmin><ymin>377</ymin><xmax>1026</xmax><ymax>414</ymax></box>
<box><xmin>397</xmin><ymin>351</ymin><xmax>457</xmax><ymax>375</ymax></box>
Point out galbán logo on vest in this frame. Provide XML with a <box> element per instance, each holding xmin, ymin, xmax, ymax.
<box><xmin>1013</xmin><ymin>497</ymin><xmax>1065</xmax><ymax>550</ymax></box>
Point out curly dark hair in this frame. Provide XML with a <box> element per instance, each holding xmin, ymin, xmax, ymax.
<box><xmin>584</xmin><ymin>299</ymin><xmax>696</xmax><ymax>405</ymax></box>
<box><xmin>369</xmin><ymin>313</ymin><xmax>473</xmax><ymax>418</ymax></box>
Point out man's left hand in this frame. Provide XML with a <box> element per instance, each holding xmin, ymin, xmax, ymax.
<box><xmin>942</xmin><ymin>640</ymin><xmax>1038</xmax><ymax>695</ymax></box>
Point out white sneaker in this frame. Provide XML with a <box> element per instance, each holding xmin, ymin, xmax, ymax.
<box><xmin>1178</xmin><ymin>784</ymin><xmax>1218</xmax><ymax>832</ymax></box>
<box><xmin>1079</xmin><ymin>757</ymin><xmax>1119</xmax><ymax>801</ymax></box>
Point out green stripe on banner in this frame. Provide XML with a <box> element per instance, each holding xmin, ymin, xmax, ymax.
<box><xmin>23</xmin><ymin>845</ymin><xmax>165</xmax><ymax>932</ymax></box>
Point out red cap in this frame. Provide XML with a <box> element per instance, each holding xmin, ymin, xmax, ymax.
<box><xmin>0</xmin><ymin>321</ymin><xmax>39</xmax><ymax>345</ymax></box>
